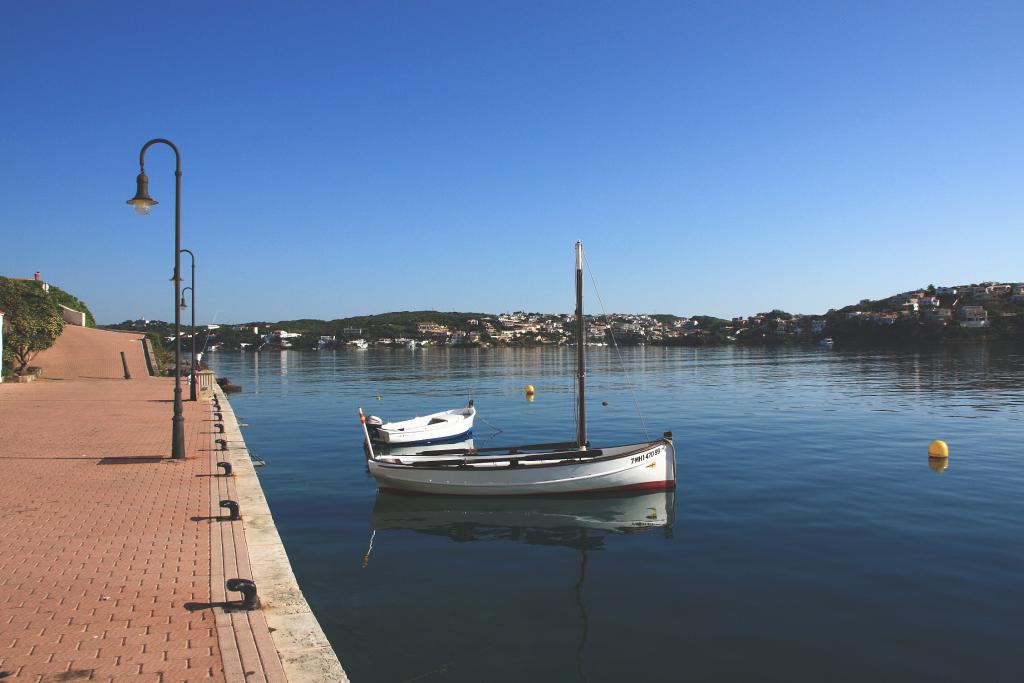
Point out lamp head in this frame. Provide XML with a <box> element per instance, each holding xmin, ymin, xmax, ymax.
<box><xmin>127</xmin><ymin>172</ymin><xmax>158</xmax><ymax>215</ymax></box>
<box><xmin>179</xmin><ymin>295</ymin><xmax>188</xmax><ymax>310</ymax></box>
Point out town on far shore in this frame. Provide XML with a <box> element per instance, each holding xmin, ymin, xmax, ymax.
<box><xmin>108</xmin><ymin>281</ymin><xmax>1024</xmax><ymax>351</ymax></box>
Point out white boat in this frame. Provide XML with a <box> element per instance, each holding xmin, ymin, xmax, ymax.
<box><xmin>820</xmin><ymin>337</ymin><xmax>834</xmax><ymax>348</ymax></box>
<box><xmin>365</xmin><ymin>401</ymin><xmax>476</xmax><ymax>445</ymax></box>
<box><xmin>358</xmin><ymin>242</ymin><xmax>677</xmax><ymax>496</ymax></box>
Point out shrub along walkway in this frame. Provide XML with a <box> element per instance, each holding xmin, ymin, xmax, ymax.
<box><xmin>0</xmin><ymin>327</ymin><xmax>286</xmax><ymax>682</ymax></box>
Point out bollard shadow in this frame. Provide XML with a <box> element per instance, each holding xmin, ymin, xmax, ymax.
<box><xmin>194</xmin><ymin>473</ymin><xmax>231</xmax><ymax>478</ymax></box>
<box><xmin>190</xmin><ymin>515</ymin><xmax>237</xmax><ymax>522</ymax></box>
<box><xmin>98</xmin><ymin>456</ymin><xmax>165</xmax><ymax>465</ymax></box>
<box><xmin>184</xmin><ymin>600</ymin><xmax>249</xmax><ymax>613</ymax></box>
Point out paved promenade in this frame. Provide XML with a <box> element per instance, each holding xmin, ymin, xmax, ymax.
<box><xmin>0</xmin><ymin>327</ymin><xmax>325</xmax><ymax>682</ymax></box>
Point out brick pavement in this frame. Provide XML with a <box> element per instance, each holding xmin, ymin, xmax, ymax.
<box><xmin>0</xmin><ymin>328</ymin><xmax>286</xmax><ymax>682</ymax></box>
<box><xmin>21</xmin><ymin>325</ymin><xmax>150</xmax><ymax>381</ymax></box>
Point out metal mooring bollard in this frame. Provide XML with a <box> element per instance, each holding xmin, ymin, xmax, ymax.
<box><xmin>219</xmin><ymin>499</ymin><xmax>240</xmax><ymax>520</ymax></box>
<box><xmin>226</xmin><ymin>578</ymin><xmax>258</xmax><ymax>610</ymax></box>
<box><xmin>217</xmin><ymin>461</ymin><xmax>233</xmax><ymax>476</ymax></box>
<box><xmin>215</xmin><ymin>423</ymin><xmax>225</xmax><ymax>433</ymax></box>
<box><xmin>213</xmin><ymin>411</ymin><xmax>223</xmax><ymax>421</ymax></box>
<box><xmin>216</xmin><ymin>438</ymin><xmax>228</xmax><ymax>451</ymax></box>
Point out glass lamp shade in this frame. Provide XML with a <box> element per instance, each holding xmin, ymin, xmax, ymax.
<box><xmin>127</xmin><ymin>172</ymin><xmax>158</xmax><ymax>215</ymax></box>
<box><xmin>130</xmin><ymin>200</ymin><xmax>156</xmax><ymax>215</ymax></box>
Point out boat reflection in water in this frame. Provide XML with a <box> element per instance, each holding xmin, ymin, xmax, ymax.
<box><xmin>368</xmin><ymin>488</ymin><xmax>675</xmax><ymax>549</ymax></box>
<box><xmin>365</xmin><ymin>490</ymin><xmax>674</xmax><ymax>681</ymax></box>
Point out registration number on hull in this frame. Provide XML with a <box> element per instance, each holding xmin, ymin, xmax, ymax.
<box><xmin>630</xmin><ymin>446</ymin><xmax>663</xmax><ymax>465</ymax></box>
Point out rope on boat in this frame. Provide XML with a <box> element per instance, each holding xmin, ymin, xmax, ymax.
<box><xmin>477</xmin><ymin>414</ymin><xmax>504</xmax><ymax>437</ymax></box>
<box><xmin>583</xmin><ymin>253</ymin><xmax>651</xmax><ymax>442</ymax></box>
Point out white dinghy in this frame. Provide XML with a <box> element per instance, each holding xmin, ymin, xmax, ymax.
<box><xmin>358</xmin><ymin>242</ymin><xmax>676</xmax><ymax>496</ymax></box>
<box><xmin>365</xmin><ymin>401</ymin><xmax>476</xmax><ymax>445</ymax></box>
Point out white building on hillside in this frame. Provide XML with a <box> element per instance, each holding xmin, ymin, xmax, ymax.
<box><xmin>959</xmin><ymin>306</ymin><xmax>989</xmax><ymax>328</ymax></box>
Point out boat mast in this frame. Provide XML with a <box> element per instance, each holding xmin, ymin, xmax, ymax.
<box><xmin>575</xmin><ymin>241</ymin><xmax>587</xmax><ymax>449</ymax></box>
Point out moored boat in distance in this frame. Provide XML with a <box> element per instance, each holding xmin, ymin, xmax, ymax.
<box><xmin>358</xmin><ymin>241</ymin><xmax>677</xmax><ymax>496</ymax></box>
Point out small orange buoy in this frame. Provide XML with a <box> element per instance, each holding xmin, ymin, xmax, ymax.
<box><xmin>928</xmin><ymin>440</ymin><xmax>949</xmax><ymax>459</ymax></box>
<box><xmin>525</xmin><ymin>385</ymin><xmax>535</xmax><ymax>395</ymax></box>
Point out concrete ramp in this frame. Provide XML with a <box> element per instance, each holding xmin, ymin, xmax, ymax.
<box><xmin>30</xmin><ymin>325</ymin><xmax>150</xmax><ymax>380</ymax></box>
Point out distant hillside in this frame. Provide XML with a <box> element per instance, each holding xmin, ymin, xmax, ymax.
<box><xmin>821</xmin><ymin>282</ymin><xmax>1024</xmax><ymax>346</ymax></box>
<box><xmin>102</xmin><ymin>281</ymin><xmax>1024</xmax><ymax>350</ymax></box>
<box><xmin>273</xmin><ymin>311</ymin><xmax>494</xmax><ymax>338</ymax></box>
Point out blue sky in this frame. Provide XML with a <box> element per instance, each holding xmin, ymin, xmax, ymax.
<box><xmin>1</xmin><ymin>1</ymin><xmax>1021</xmax><ymax>324</ymax></box>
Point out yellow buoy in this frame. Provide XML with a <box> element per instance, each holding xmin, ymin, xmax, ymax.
<box><xmin>525</xmin><ymin>385</ymin><xmax>535</xmax><ymax>395</ymax></box>
<box><xmin>928</xmin><ymin>440</ymin><xmax>949</xmax><ymax>459</ymax></box>
<box><xmin>375</xmin><ymin>395</ymin><xmax>382</xmax><ymax>401</ymax></box>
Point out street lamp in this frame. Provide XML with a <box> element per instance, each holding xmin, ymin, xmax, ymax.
<box><xmin>180</xmin><ymin>248</ymin><xmax>197</xmax><ymax>400</ymax></box>
<box><xmin>127</xmin><ymin>138</ymin><xmax>185</xmax><ymax>460</ymax></box>
<box><xmin>180</xmin><ymin>286</ymin><xmax>196</xmax><ymax>400</ymax></box>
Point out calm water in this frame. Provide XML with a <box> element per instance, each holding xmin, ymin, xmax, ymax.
<box><xmin>208</xmin><ymin>345</ymin><xmax>1024</xmax><ymax>682</ymax></box>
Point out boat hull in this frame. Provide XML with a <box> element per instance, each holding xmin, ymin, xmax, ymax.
<box><xmin>368</xmin><ymin>439</ymin><xmax>676</xmax><ymax>496</ymax></box>
<box><xmin>375</xmin><ymin>425</ymin><xmax>473</xmax><ymax>445</ymax></box>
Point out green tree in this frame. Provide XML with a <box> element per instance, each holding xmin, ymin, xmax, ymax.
<box><xmin>0</xmin><ymin>277</ymin><xmax>65</xmax><ymax>371</ymax></box>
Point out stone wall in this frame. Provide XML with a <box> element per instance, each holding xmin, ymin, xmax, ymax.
<box><xmin>59</xmin><ymin>304</ymin><xmax>86</xmax><ymax>326</ymax></box>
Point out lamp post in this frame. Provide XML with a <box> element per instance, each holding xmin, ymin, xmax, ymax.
<box><xmin>127</xmin><ymin>138</ymin><xmax>185</xmax><ymax>460</ymax></box>
<box><xmin>180</xmin><ymin>286</ymin><xmax>196</xmax><ymax>400</ymax></box>
<box><xmin>180</xmin><ymin>248</ymin><xmax>197</xmax><ymax>400</ymax></box>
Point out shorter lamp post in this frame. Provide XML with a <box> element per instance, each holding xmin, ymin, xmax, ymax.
<box><xmin>180</xmin><ymin>286</ymin><xmax>196</xmax><ymax>400</ymax></box>
<box><xmin>180</xmin><ymin>247</ymin><xmax>197</xmax><ymax>400</ymax></box>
